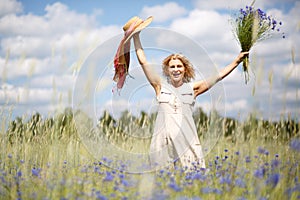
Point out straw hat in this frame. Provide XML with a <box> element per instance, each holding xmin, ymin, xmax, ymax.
<box><xmin>123</xmin><ymin>16</ymin><xmax>153</xmax><ymax>42</ymax></box>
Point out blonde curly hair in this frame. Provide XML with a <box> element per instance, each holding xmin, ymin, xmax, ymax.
<box><xmin>162</xmin><ymin>53</ymin><xmax>195</xmax><ymax>83</ymax></box>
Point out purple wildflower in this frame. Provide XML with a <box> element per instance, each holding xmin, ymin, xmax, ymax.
<box><xmin>119</xmin><ymin>173</ymin><xmax>125</xmax><ymax>179</ymax></box>
<box><xmin>94</xmin><ymin>166</ymin><xmax>100</xmax><ymax>173</ymax></box>
<box><xmin>192</xmin><ymin>172</ymin><xmax>206</xmax><ymax>182</ymax></box>
<box><xmin>219</xmin><ymin>174</ymin><xmax>232</xmax><ymax>185</ymax></box>
<box><xmin>257</xmin><ymin>147</ymin><xmax>269</xmax><ymax>155</ymax></box>
<box><xmin>202</xmin><ymin>187</ymin><xmax>215</xmax><ymax>194</ymax></box>
<box><xmin>121</xmin><ymin>179</ymin><xmax>130</xmax><ymax>187</ymax></box>
<box><xmin>201</xmin><ymin>187</ymin><xmax>222</xmax><ymax>194</ymax></box>
<box><xmin>168</xmin><ymin>182</ymin><xmax>182</xmax><ymax>192</ymax></box>
<box><xmin>271</xmin><ymin>159</ymin><xmax>280</xmax><ymax>169</ymax></box>
<box><xmin>290</xmin><ymin>138</ymin><xmax>300</xmax><ymax>152</ymax></box>
<box><xmin>254</xmin><ymin>167</ymin><xmax>266</xmax><ymax>178</ymax></box>
<box><xmin>103</xmin><ymin>171</ymin><xmax>114</xmax><ymax>182</ymax></box>
<box><xmin>31</xmin><ymin>168</ymin><xmax>41</xmax><ymax>177</ymax></box>
<box><xmin>264</xmin><ymin>150</ymin><xmax>269</xmax><ymax>156</ymax></box>
<box><xmin>214</xmin><ymin>188</ymin><xmax>222</xmax><ymax>195</ymax></box>
<box><xmin>286</xmin><ymin>184</ymin><xmax>300</xmax><ymax>199</ymax></box>
<box><xmin>245</xmin><ymin>156</ymin><xmax>251</xmax><ymax>163</ymax></box>
<box><xmin>17</xmin><ymin>170</ymin><xmax>22</xmax><ymax>177</ymax></box>
<box><xmin>258</xmin><ymin>147</ymin><xmax>266</xmax><ymax>154</ymax></box>
<box><xmin>265</xmin><ymin>173</ymin><xmax>280</xmax><ymax>188</ymax></box>
<box><xmin>95</xmin><ymin>191</ymin><xmax>108</xmax><ymax>200</ymax></box>
<box><xmin>235</xmin><ymin>178</ymin><xmax>246</xmax><ymax>188</ymax></box>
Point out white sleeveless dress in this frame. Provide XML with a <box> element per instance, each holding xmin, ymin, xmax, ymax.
<box><xmin>149</xmin><ymin>82</ymin><xmax>205</xmax><ymax>169</ymax></box>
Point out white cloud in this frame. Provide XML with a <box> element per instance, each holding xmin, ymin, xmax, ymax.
<box><xmin>0</xmin><ymin>85</ymin><xmax>53</xmax><ymax>104</ymax></box>
<box><xmin>0</xmin><ymin>5</ymin><xmax>120</xmax><ymax>80</ymax></box>
<box><xmin>29</xmin><ymin>74</ymin><xmax>76</xmax><ymax>90</ymax></box>
<box><xmin>0</xmin><ymin>1</ymin><xmax>117</xmax><ymax>120</ymax></box>
<box><xmin>282</xmin><ymin>63</ymin><xmax>300</xmax><ymax>82</ymax></box>
<box><xmin>1</xmin><ymin>36</ymin><xmax>51</xmax><ymax>57</ymax></box>
<box><xmin>44</xmin><ymin>3</ymin><xmax>97</xmax><ymax>33</ymax></box>
<box><xmin>1</xmin><ymin>57</ymin><xmax>39</xmax><ymax>79</ymax></box>
<box><xmin>0</xmin><ymin>2</ymin><xmax>97</xmax><ymax>38</ymax></box>
<box><xmin>0</xmin><ymin>14</ymin><xmax>47</xmax><ymax>37</ymax></box>
<box><xmin>0</xmin><ymin>81</ymin><xmax>72</xmax><ymax>120</ymax></box>
<box><xmin>225</xmin><ymin>99</ymin><xmax>248</xmax><ymax>113</ymax></box>
<box><xmin>0</xmin><ymin>0</ymin><xmax>22</xmax><ymax>17</ymax></box>
<box><xmin>98</xmin><ymin>97</ymin><xmax>157</xmax><ymax>119</ymax></box>
<box><xmin>168</xmin><ymin>9</ymin><xmax>238</xmax><ymax>55</ymax></box>
<box><xmin>169</xmin><ymin>9</ymin><xmax>227</xmax><ymax>38</ymax></box>
<box><xmin>0</xmin><ymin>0</ymin><xmax>299</xmax><ymax>121</ymax></box>
<box><xmin>0</xmin><ymin>57</ymin><xmax>62</xmax><ymax>80</ymax></box>
<box><xmin>192</xmin><ymin>0</ymin><xmax>247</xmax><ymax>11</ymax></box>
<box><xmin>192</xmin><ymin>0</ymin><xmax>296</xmax><ymax>12</ymax></box>
<box><xmin>140</xmin><ymin>2</ymin><xmax>187</xmax><ymax>23</ymax></box>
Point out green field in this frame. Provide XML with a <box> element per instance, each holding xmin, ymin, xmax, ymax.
<box><xmin>1</xmin><ymin>108</ymin><xmax>299</xmax><ymax>200</ymax></box>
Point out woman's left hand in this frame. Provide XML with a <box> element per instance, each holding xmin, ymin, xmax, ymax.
<box><xmin>237</xmin><ymin>51</ymin><xmax>249</xmax><ymax>64</ymax></box>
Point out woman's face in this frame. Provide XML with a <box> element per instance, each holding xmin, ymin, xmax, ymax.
<box><xmin>167</xmin><ymin>58</ymin><xmax>185</xmax><ymax>87</ymax></box>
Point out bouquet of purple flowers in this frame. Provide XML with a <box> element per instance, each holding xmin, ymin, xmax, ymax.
<box><xmin>232</xmin><ymin>3</ymin><xmax>285</xmax><ymax>83</ymax></box>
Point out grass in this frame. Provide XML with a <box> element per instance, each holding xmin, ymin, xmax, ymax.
<box><xmin>0</xmin><ymin>107</ymin><xmax>299</xmax><ymax>200</ymax></box>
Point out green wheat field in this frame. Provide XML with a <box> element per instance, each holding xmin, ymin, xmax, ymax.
<box><xmin>1</xmin><ymin>100</ymin><xmax>299</xmax><ymax>200</ymax></box>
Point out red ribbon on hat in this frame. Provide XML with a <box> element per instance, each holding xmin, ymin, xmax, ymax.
<box><xmin>113</xmin><ymin>22</ymin><xmax>137</xmax><ymax>91</ymax></box>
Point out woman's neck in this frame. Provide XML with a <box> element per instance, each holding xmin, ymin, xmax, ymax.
<box><xmin>170</xmin><ymin>80</ymin><xmax>184</xmax><ymax>88</ymax></box>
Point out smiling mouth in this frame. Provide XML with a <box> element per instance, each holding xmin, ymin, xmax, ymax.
<box><xmin>172</xmin><ymin>72</ymin><xmax>181</xmax><ymax>77</ymax></box>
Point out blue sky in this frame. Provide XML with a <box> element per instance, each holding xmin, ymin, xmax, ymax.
<box><xmin>0</xmin><ymin>0</ymin><xmax>299</xmax><ymax>122</ymax></box>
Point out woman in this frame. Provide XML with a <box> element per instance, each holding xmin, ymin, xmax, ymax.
<box><xmin>132</xmin><ymin>32</ymin><xmax>249</xmax><ymax>170</ymax></box>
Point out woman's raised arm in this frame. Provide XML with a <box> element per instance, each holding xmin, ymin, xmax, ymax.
<box><xmin>133</xmin><ymin>33</ymin><xmax>161</xmax><ymax>95</ymax></box>
<box><xmin>193</xmin><ymin>52</ymin><xmax>249</xmax><ymax>98</ymax></box>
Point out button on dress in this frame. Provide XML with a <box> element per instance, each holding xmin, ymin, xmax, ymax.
<box><xmin>149</xmin><ymin>82</ymin><xmax>205</xmax><ymax>169</ymax></box>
